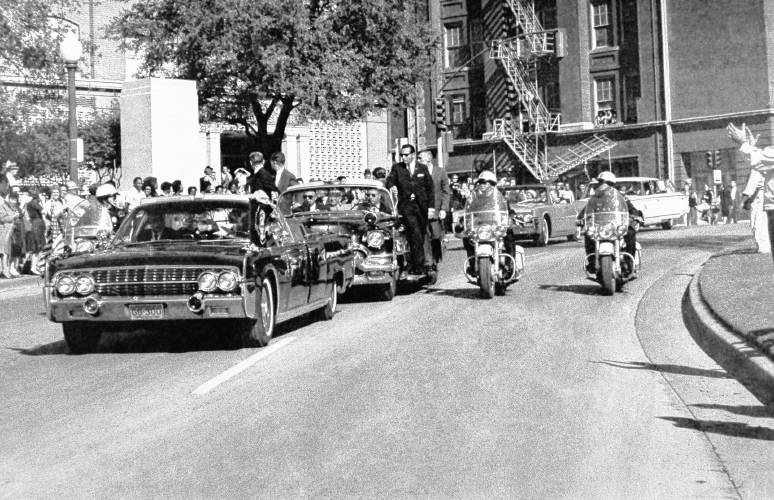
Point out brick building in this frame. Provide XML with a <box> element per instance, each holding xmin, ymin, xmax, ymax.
<box><xmin>418</xmin><ymin>0</ymin><xmax>774</xmax><ymax>192</ymax></box>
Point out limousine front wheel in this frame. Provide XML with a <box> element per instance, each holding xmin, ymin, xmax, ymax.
<box><xmin>241</xmin><ymin>278</ymin><xmax>275</xmax><ymax>347</ymax></box>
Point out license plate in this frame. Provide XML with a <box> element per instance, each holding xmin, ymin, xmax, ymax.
<box><xmin>128</xmin><ymin>304</ymin><xmax>164</xmax><ymax>320</ymax></box>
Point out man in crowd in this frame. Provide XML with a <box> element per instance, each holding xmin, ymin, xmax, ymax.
<box><xmin>63</xmin><ymin>181</ymin><xmax>84</xmax><ymax>210</ymax></box>
<box><xmin>386</xmin><ymin>144</ymin><xmax>435</xmax><ymax>278</ymax></box>
<box><xmin>418</xmin><ymin>149</ymin><xmax>450</xmax><ymax>282</ymax></box>
<box><xmin>200</xmin><ymin>166</ymin><xmax>216</xmax><ymax>193</ymax></box>
<box><xmin>122</xmin><ymin>177</ymin><xmax>146</xmax><ymax>211</ymax></box>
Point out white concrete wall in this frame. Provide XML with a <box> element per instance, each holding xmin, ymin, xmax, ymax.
<box><xmin>120</xmin><ymin>78</ymin><xmax>201</xmax><ymax>192</ymax></box>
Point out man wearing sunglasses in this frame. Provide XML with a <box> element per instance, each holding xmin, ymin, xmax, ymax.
<box><xmin>295</xmin><ymin>190</ymin><xmax>327</xmax><ymax>213</ymax></box>
<box><xmin>386</xmin><ymin>144</ymin><xmax>435</xmax><ymax>279</ymax></box>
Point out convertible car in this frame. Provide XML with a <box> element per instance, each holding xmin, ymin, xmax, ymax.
<box><xmin>502</xmin><ymin>184</ymin><xmax>579</xmax><ymax>245</ymax></box>
<box><xmin>44</xmin><ymin>194</ymin><xmax>353</xmax><ymax>353</ymax></box>
<box><xmin>279</xmin><ymin>181</ymin><xmax>407</xmax><ymax>300</ymax></box>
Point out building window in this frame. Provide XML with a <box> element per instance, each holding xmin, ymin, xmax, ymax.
<box><xmin>444</xmin><ymin>23</ymin><xmax>463</xmax><ymax>68</ymax></box>
<box><xmin>451</xmin><ymin>96</ymin><xmax>466</xmax><ymax>124</ymax></box>
<box><xmin>594</xmin><ymin>78</ymin><xmax>617</xmax><ymax>126</ymax></box>
<box><xmin>591</xmin><ymin>1</ymin><xmax>613</xmax><ymax>48</ymax></box>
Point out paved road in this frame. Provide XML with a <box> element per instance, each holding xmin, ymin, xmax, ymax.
<box><xmin>3</xmin><ymin>224</ymin><xmax>774</xmax><ymax>498</ymax></box>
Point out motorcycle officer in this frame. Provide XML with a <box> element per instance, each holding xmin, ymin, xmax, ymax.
<box><xmin>576</xmin><ymin>171</ymin><xmax>643</xmax><ymax>274</ymax></box>
<box><xmin>457</xmin><ymin>170</ymin><xmax>518</xmax><ymax>268</ymax></box>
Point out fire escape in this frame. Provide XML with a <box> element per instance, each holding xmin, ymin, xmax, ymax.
<box><xmin>488</xmin><ymin>0</ymin><xmax>616</xmax><ymax>182</ymax></box>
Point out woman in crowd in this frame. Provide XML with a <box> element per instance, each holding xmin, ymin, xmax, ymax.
<box><xmin>8</xmin><ymin>193</ymin><xmax>24</xmax><ymax>276</ymax></box>
<box><xmin>46</xmin><ymin>185</ymin><xmax>66</xmax><ymax>244</ymax></box>
<box><xmin>0</xmin><ymin>174</ymin><xmax>18</xmax><ymax>278</ymax></box>
<box><xmin>25</xmin><ymin>187</ymin><xmax>48</xmax><ymax>274</ymax></box>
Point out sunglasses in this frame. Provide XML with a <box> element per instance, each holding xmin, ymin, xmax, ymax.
<box><xmin>304</xmin><ymin>195</ymin><xmax>315</xmax><ymax>199</ymax></box>
<box><xmin>400</xmin><ymin>153</ymin><xmax>412</xmax><ymax>157</ymax></box>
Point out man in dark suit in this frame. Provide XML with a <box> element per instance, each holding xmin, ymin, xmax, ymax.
<box><xmin>271</xmin><ymin>151</ymin><xmax>298</xmax><ymax>195</ymax></box>
<box><xmin>419</xmin><ymin>149</ymin><xmax>451</xmax><ymax>281</ymax></box>
<box><xmin>247</xmin><ymin>151</ymin><xmax>277</xmax><ymax>199</ymax></box>
<box><xmin>137</xmin><ymin>214</ymin><xmax>178</xmax><ymax>241</ymax></box>
<box><xmin>386</xmin><ymin>144</ymin><xmax>435</xmax><ymax>277</ymax></box>
<box><xmin>294</xmin><ymin>190</ymin><xmax>328</xmax><ymax>213</ymax></box>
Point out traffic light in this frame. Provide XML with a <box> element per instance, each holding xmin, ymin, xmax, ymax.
<box><xmin>714</xmin><ymin>149</ymin><xmax>722</xmax><ymax>170</ymax></box>
<box><xmin>706</xmin><ymin>150</ymin><xmax>714</xmax><ymax>169</ymax></box>
<box><xmin>435</xmin><ymin>97</ymin><xmax>447</xmax><ymax>131</ymax></box>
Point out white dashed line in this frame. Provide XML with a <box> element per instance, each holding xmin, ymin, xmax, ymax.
<box><xmin>192</xmin><ymin>337</ymin><xmax>296</xmax><ymax>395</ymax></box>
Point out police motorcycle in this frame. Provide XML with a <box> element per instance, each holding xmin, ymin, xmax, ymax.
<box><xmin>457</xmin><ymin>171</ymin><xmax>525</xmax><ymax>298</ymax></box>
<box><xmin>36</xmin><ymin>185</ymin><xmax>119</xmax><ymax>274</ymax></box>
<box><xmin>577</xmin><ymin>172</ymin><xmax>642</xmax><ymax>295</ymax></box>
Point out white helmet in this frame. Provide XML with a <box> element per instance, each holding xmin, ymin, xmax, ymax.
<box><xmin>95</xmin><ymin>183</ymin><xmax>118</xmax><ymax>199</ymax></box>
<box><xmin>477</xmin><ymin>170</ymin><xmax>497</xmax><ymax>186</ymax></box>
<box><xmin>597</xmin><ymin>171</ymin><xmax>617</xmax><ymax>184</ymax></box>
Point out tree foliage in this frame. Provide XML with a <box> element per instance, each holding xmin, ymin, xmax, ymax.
<box><xmin>111</xmin><ymin>0</ymin><xmax>437</xmax><ymax>155</ymax></box>
<box><xmin>0</xmin><ymin>0</ymin><xmax>85</xmax><ymax>80</ymax></box>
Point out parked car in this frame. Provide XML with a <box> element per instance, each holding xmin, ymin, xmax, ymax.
<box><xmin>577</xmin><ymin>176</ymin><xmax>688</xmax><ymax>230</ymax></box>
<box><xmin>502</xmin><ymin>184</ymin><xmax>579</xmax><ymax>245</ymax></box>
<box><xmin>278</xmin><ymin>181</ymin><xmax>407</xmax><ymax>300</ymax></box>
<box><xmin>44</xmin><ymin>194</ymin><xmax>353</xmax><ymax>353</ymax></box>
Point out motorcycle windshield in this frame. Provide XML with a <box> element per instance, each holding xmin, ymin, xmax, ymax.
<box><xmin>463</xmin><ymin>185</ymin><xmax>509</xmax><ymax>231</ymax></box>
<box><xmin>62</xmin><ymin>200</ymin><xmax>110</xmax><ymax>241</ymax></box>
<box><xmin>584</xmin><ymin>186</ymin><xmax>629</xmax><ymax>227</ymax></box>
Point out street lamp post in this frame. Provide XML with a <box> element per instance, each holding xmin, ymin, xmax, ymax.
<box><xmin>59</xmin><ymin>35</ymin><xmax>82</xmax><ymax>185</ymax></box>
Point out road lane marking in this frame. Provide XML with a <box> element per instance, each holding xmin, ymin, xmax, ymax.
<box><xmin>192</xmin><ymin>337</ymin><xmax>296</xmax><ymax>395</ymax></box>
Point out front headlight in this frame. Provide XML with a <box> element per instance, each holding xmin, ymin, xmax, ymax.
<box><xmin>494</xmin><ymin>226</ymin><xmax>507</xmax><ymax>238</ymax></box>
<box><xmin>75</xmin><ymin>274</ymin><xmax>95</xmax><ymax>295</ymax></box>
<box><xmin>477</xmin><ymin>225</ymin><xmax>494</xmax><ymax>240</ymax></box>
<box><xmin>522</xmin><ymin>214</ymin><xmax>534</xmax><ymax>224</ymax></box>
<box><xmin>586</xmin><ymin>225</ymin><xmax>598</xmax><ymax>238</ymax></box>
<box><xmin>55</xmin><ymin>275</ymin><xmax>76</xmax><ymax>296</ymax></box>
<box><xmin>74</xmin><ymin>240</ymin><xmax>95</xmax><ymax>253</ymax></box>
<box><xmin>365</xmin><ymin>231</ymin><xmax>386</xmax><ymax>249</ymax></box>
<box><xmin>217</xmin><ymin>271</ymin><xmax>239</xmax><ymax>292</ymax></box>
<box><xmin>617</xmin><ymin>224</ymin><xmax>628</xmax><ymax>236</ymax></box>
<box><xmin>197</xmin><ymin>271</ymin><xmax>218</xmax><ymax>292</ymax></box>
<box><xmin>599</xmin><ymin>223</ymin><xmax>616</xmax><ymax>239</ymax></box>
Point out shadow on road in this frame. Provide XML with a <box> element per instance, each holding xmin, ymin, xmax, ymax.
<box><xmin>658</xmin><ymin>416</ymin><xmax>774</xmax><ymax>441</ymax></box>
<box><xmin>9</xmin><ymin>318</ymin><xmax>307</xmax><ymax>355</ymax></box>
<box><xmin>640</xmin><ymin>234</ymin><xmax>750</xmax><ymax>252</ymax></box>
<box><xmin>422</xmin><ymin>287</ymin><xmax>484</xmax><ymax>300</ymax></box>
<box><xmin>538</xmin><ymin>283</ymin><xmax>602</xmax><ymax>296</ymax></box>
<box><xmin>591</xmin><ymin>359</ymin><xmax>733</xmax><ymax>379</ymax></box>
<box><xmin>689</xmin><ymin>403</ymin><xmax>774</xmax><ymax>418</ymax></box>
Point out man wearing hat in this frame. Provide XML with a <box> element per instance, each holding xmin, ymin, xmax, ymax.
<box><xmin>4</xmin><ymin>161</ymin><xmax>19</xmax><ymax>191</ymax></box>
<box><xmin>728</xmin><ymin>122</ymin><xmax>774</xmax><ymax>262</ymax></box>
<box><xmin>63</xmin><ymin>180</ymin><xmax>84</xmax><ymax>211</ymax></box>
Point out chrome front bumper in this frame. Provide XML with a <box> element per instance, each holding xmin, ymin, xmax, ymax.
<box><xmin>47</xmin><ymin>294</ymin><xmax>248</xmax><ymax>323</ymax></box>
<box><xmin>352</xmin><ymin>259</ymin><xmax>398</xmax><ymax>286</ymax></box>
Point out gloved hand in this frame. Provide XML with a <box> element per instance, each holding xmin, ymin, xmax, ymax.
<box><xmin>439</xmin><ymin>209</ymin><xmax>446</xmax><ymax>220</ymax></box>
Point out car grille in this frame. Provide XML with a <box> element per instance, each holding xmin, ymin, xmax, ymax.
<box><xmin>89</xmin><ymin>267</ymin><xmax>220</xmax><ymax>296</ymax></box>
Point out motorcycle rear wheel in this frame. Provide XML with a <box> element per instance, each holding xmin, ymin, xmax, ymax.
<box><xmin>478</xmin><ymin>257</ymin><xmax>495</xmax><ymax>299</ymax></box>
<box><xmin>599</xmin><ymin>255</ymin><xmax>616</xmax><ymax>295</ymax></box>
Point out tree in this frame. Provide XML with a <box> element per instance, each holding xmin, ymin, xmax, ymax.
<box><xmin>0</xmin><ymin>0</ymin><xmax>84</xmax><ymax>80</ymax></box>
<box><xmin>110</xmin><ymin>0</ymin><xmax>437</xmax><ymax>156</ymax></box>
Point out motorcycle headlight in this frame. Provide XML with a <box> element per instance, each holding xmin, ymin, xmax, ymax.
<box><xmin>55</xmin><ymin>275</ymin><xmax>76</xmax><ymax>296</ymax></box>
<box><xmin>365</xmin><ymin>231</ymin><xmax>385</xmax><ymax>249</ymax></box>
<box><xmin>197</xmin><ymin>271</ymin><xmax>218</xmax><ymax>292</ymax></box>
<box><xmin>217</xmin><ymin>271</ymin><xmax>239</xmax><ymax>292</ymax></box>
<box><xmin>477</xmin><ymin>225</ymin><xmax>494</xmax><ymax>240</ymax></box>
<box><xmin>74</xmin><ymin>240</ymin><xmax>94</xmax><ymax>253</ymax></box>
<box><xmin>522</xmin><ymin>214</ymin><xmax>534</xmax><ymax>224</ymax></box>
<box><xmin>494</xmin><ymin>226</ymin><xmax>507</xmax><ymax>238</ymax></box>
<box><xmin>599</xmin><ymin>223</ymin><xmax>616</xmax><ymax>239</ymax></box>
<box><xmin>586</xmin><ymin>225</ymin><xmax>598</xmax><ymax>238</ymax></box>
<box><xmin>74</xmin><ymin>274</ymin><xmax>95</xmax><ymax>295</ymax></box>
<box><xmin>617</xmin><ymin>224</ymin><xmax>628</xmax><ymax>236</ymax></box>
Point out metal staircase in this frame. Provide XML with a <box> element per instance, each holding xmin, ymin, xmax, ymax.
<box><xmin>489</xmin><ymin>0</ymin><xmax>616</xmax><ymax>182</ymax></box>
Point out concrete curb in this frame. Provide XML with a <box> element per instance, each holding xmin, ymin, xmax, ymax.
<box><xmin>684</xmin><ymin>265</ymin><xmax>774</xmax><ymax>406</ymax></box>
<box><xmin>0</xmin><ymin>275</ymin><xmax>41</xmax><ymax>292</ymax></box>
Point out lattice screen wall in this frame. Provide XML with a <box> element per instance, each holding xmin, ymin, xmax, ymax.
<box><xmin>308</xmin><ymin>120</ymin><xmax>368</xmax><ymax>181</ymax></box>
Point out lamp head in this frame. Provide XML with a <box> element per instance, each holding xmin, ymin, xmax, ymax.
<box><xmin>59</xmin><ymin>35</ymin><xmax>82</xmax><ymax>64</ymax></box>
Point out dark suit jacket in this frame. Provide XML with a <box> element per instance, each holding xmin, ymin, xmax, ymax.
<box><xmin>277</xmin><ymin>168</ymin><xmax>298</xmax><ymax>194</ymax></box>
<box><xmin>249</xmin><ymin>167</ymin><xmax>277</xmax><ymax>198</ymax></box>
<box><xmin>386</xmin><ymin>161</ymin><xmax>435</xmax><ymax>218</ymax></box>
<box><xmin>137</xmin><ymin>227</ymin><xmax>178</xmax><ymax>242</ymax></box>
<box><xmin>428</xmin><ymin>164</ymin><xmax>451</xmax><ymax>213</ymax></box>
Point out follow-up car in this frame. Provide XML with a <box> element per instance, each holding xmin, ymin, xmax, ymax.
<box><xmin>278</xmin><ymin>181</ymin><xmax>407</xmax><ymax>300</ymax></box>
<box><xmin>502</xmin><ymin>184</ymin><xmax>579</xmax><ymax>245</ymax></box>
<box><xmin>44</xmin><ymin>194</ymin><xmax>353</xmax><ymax>353</ymax></box>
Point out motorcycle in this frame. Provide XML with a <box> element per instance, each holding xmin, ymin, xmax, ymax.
<box><xmin>459</xmin><ymin>183</ymin><xmax>525</xmax><ymax>298</ymax></box>
<box><xmin>580</xmin><ymin>189</ymin><xmax>642</xmax><ymax>295</ymax></box>
<box><xmin>36</xmin><ymin>199</ymin><xmax>113</xmax><ymax>275</ymax></box>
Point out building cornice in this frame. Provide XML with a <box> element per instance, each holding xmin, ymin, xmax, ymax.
<box><xmin>0</xmin><ymin>74</ymin><xmax>122</xmax><ymax>93</ymax></box>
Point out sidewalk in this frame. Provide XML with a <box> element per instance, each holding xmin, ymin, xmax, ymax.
<box><xmin>687</xmin><ymin>247</ymin><xmax>774</xmax><ymax>404</ymax></box>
